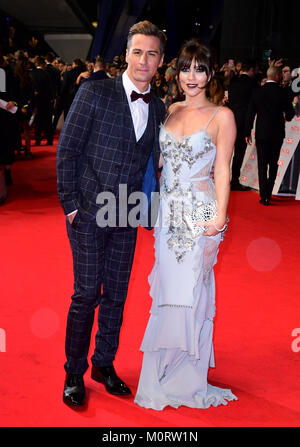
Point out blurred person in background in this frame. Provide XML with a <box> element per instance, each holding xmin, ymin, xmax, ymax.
<box><xmin>164</xmin><ymin>65</ymin><xmax>177</xmax><ymax>108</ymax></box>
<box><xmin>45</xmin><ymin>53</ymin><xmax>61</xmax><ymax>100</ymax></box>
<box><xmin>209</xmin><ymin>75</ymin><xmax>227</xmax><ymax>106</ymax></box>
<box><xmin>281</xmin><ymin>65</ymin><xmax>297</xmax><ymax>102</ymax></box>
<box><xmin>119</xmin><ymin>53</ymin><xmax>127</xmax><ymax>70</ymax></box>
<box><xmin>228</xmin><ymin>59</ymin><xmax>256</xmax><ymax>190</ymax></box>
<box><xmin>59</xmin><ymin>58</ymin><xmax>86</xmax><ymax>119</ymax></box>
<box><xmin>151</xmin><ymin>68</ymin><xmax>167</xmax><ymax>99</ymax></box>
<box><xmin>87</xmin><ymin>56</ymin><xmax>108</xmax><ymax>81</ymax></box>
<box><xmin>52</xmin><ymin>59</ymin><xmax>67</xmax><ymax>131</ymax></box>
<box><xmin>0</xmin><ymin>54</ymin><xmax>19</xmax><ymax>186</ymax></box>
<box><xmin>245</xmin><ymin>66</ymin><xmax>295</xmax><ymax>205</ymax></box>
<box><xmin>260</xmin><ymin>76</ymin><xmax>267</xmax><ymax>86</ymax></box>
<box><xmin>234</xmin><ymin>60</ymin><xmax>243</xmax><ymax>77</ymax></box>
<box><xmin>75</xmin><ymin>56</ymin><xmax>108</xmax><ymax>85</ymax></box>
<box><xmin>45</xmin><ymin>52</ymin><xmax>61</xmax><ymax>135</ymax></box>
<box><xmin>107</xmin><ymin>64</ymin><xmax>117</xmax><ymax>78</ymax></box>
<box><xmin>14</xmin><ymin>54</ymin><xmax>34</xmax><ymax>159</ymax></box>
<box><xmin>219</xmin><ymin>60</ymin><xmax>235</xmax><ymax>89</ymax></box>
<box><xmin>30</xmin><ymin>55</ymin><xmax>53</xmax><ymax>145</ymax></box>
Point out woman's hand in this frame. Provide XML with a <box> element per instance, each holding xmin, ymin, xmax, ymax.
<box><xmin>76</xmin><ymin>71</ymin><xmax>90</xmax><ymax>85</ymax></box>
<box><xmin>68</xmin><ymin>210</ymin><xmax>78</xmax><ymax>224</ymax></box>
<box><xmin>158</xmin><ymin>153</ymin><xmax>163</xmax><ymax>168</ymax></box>
<box><xmin>6</xmin><ymin>101</ymin><xmax>15</xmax><ymax>110</ymax></box>
<box><xmin>196</xmin><ymin>217</ymin><xmax>227</xmax><ymax>237</ymax></box>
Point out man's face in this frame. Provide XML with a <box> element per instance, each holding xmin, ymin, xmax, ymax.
<box><xmin>236</xmin><ymin>62</ymin><xmax>242</xmax><ymax>72</ymax></box>
<box><xmin>165</xmin><ymin>71</ymin><xmax>171</xmax><ymax>82</ymax></box>
<box><xmin>110</xmin><ymin>66</ymin><xmax>117</xmax><ymax>77</ymax></box>
<box><xmin>126</xmin><ymin>34</ymin><xmax>164</xmax><ymax>90</ymax></box>
<box><xmin>282</xmin><ymin>66</ymin><xmax>291</xmax><ymax>82</ymax></box>
<box><xmin>275</xmin><ymin>70</ymin><xmax>282</xmax><ymax>83</ymax></box>
<box><xmin>248</xmin><ymin>67</ymin><xmax>255</xmax><ymax>78</ymax></box>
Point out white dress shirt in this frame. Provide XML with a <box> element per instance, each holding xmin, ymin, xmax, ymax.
<box><xmin>122</xmin><ymin>70</ymin><xmax>150</xmax><ymax>141</ymax></box>
<box><xmin>68</xmin><ymin>71</ymin><xmax>150</xmax><ymax>218</ymax></box>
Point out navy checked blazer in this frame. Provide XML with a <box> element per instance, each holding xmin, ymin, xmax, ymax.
<box><xmin>56</xmin><ymin>75</ymin><xmax>165</xmax><ymax>219</ymax></box>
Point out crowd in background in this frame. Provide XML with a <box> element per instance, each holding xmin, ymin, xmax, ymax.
<box><xmin>0</xmin><ymin>46</ymin><xmax>299</xmax><ymax>204</ymax></box>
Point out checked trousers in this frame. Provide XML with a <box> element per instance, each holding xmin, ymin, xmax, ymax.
<box><xmin>64</xmin><ymin>213</ymin><xmax>138</xmax><ymax>374</ymax></box>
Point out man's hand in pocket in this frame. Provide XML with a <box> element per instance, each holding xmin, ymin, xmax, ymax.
<box><xmin>68</xmin><ymin>210</ymin><xmax>78</xmax><ymax>224</ymax></box>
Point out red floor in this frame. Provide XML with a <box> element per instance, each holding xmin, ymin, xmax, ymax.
<box><xmin>0</xmin><ymin>139</ymin><xmax>299</xmax><ymax>427</ymax></box>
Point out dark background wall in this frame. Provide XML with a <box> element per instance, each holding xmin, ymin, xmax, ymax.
<box><xmin>220</xmin><ymin>0</ymin><xmax>300</xmax><ymax>67</ymax></box>
<box><xmin>0</xmin><ymin>0</ymin><xmax>299</xmax><ymax>68</ymax></box>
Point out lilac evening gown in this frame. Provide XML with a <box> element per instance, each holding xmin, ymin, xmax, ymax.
<box><xmin>134</xmin><ymin>106</ymin><xmax>238</xmax><ymax>410</ymax></box>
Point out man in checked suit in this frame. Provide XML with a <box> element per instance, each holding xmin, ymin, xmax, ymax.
<box><xmin>56</xmin><ymin>21</ymin><xmax>166</xmax><ymax>406</ymax></box>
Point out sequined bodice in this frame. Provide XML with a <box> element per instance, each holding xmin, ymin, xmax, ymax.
<box><xmin>160</xmin><ymin>124</ymin><xmax>216</xmax><ymax>202</ymax></box>
<box><xmin>159</xmin><ymin>124</ymin><xmax>217</xmax><ymax>263</ymax></box>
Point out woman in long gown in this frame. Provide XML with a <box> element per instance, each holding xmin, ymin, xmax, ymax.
<box><xmin>134</xmin><ymin>39</ymin><xmax>238</xmax><ymax>410</ymax></box>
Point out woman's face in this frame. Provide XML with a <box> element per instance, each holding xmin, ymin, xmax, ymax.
<box><xmin>236</xmin><ymin>62</ymin><xmax>242</xmax><ymax>72</ymax></box>
<box><xmin>164</xmin><ymin>71</ymin><xmax>171</xmax><ymax>82</ymax></box>
<box><xmin>178</xmin><ymin>58</ymin><xmax>209</xmax><ymax>97</ymax></box>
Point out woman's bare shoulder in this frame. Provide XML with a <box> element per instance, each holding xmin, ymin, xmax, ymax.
<box><xmin>215</xmin><ymin>105</ymin><xmax>235</xmax><ymax>123</ymax></box>
<box><xmin>167</xmin><ymin>101</ymin><xmax>185</xmax><ymax>115</ymax></box>
<box><xmin>215</xmin><ymin>106</ymin><xmax>236</xmax><ymax>143</ymax></box>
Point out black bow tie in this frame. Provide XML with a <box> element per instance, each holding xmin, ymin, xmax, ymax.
<box><xmin>130</xmin><ymin>90</ymin><xmax>151</xmax><ymax>103</ymax></box>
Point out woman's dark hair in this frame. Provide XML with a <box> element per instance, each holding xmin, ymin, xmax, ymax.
<box><xmin>72</xmin><ymin>58</ymin><xmax>86</xmax><ymax>69</ymax></box>
<box><xmin>209</xmin><ymin>75</ymin><xmax>225</xmax><ymax>106</ymax></box>
<box><xmin>176</xmin><ymin>39</ymin><xmax>214</xmax><ymax>93</ymax></box>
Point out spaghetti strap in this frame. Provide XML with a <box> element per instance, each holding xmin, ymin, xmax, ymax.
<box><xmin>163</xmin><ymin>110</ymin><xmax>173</xmax><ymax>127</ymax></box>
<box><xmin>163</xmin><ymin>101</ymin><xmax>183</xmax><ymax>126</ymax></box>
<box><xmin>204</xmin><ymin>105</ymin><xmax>223</xmax><ymax>130</ymax></box>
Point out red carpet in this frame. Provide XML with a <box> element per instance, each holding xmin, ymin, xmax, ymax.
<box><xmin>0</xmin><ymin>139</ymin><xmax>299</xmax><ymax>427</ymax></box>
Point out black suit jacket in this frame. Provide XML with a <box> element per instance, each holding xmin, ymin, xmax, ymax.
<box><xmin>60</xmin><ymin>66</ymin><xmax>85</xmax><ymax>115</ymax></box>
<box><xmin>228</xmin><ymin>74</ymin><xmax>256</xmax><ymax>130</ymax></box>
<box><xmin>56</xmin><ymin>76</ymin><xmax>165</xmax><ymax>218</ymax></box>
<box><xmin>30</xmin><ymin>67</ymin><xmax>53</xmax><ymax>107</ymax></box>
<box><xmin>245</xmin><ymin>81</ymin><xmax>295</xmax><ymax>141</ymax></box>
<box><xmin>46</xmin><ymin>63</ymin><xmax>61</xmax><ymax>98</ymax></box>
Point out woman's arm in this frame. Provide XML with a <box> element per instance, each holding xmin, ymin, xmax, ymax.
<box><xmin>213</xmin><ymin>107</ymin><xmax>236</xmax><ymax>230</ymax></box>
<box><xmin>199</xmin><ymin>106</ymin><xmax>236</xmax><ymax>236</ymax></box>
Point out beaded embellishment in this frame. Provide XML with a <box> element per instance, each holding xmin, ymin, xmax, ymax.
<box><xmin>160</xmin><ymin>129</ymin><xmax>216</xmax><ymax>263</ymax></box>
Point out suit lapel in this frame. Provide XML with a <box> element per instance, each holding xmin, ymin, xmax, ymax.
<box><xmin>149</xmin><ymin>97</ymin><xmax>161</xmax><ymax>168</ymax></box>
<box><xmin>113</xmin><ymin>76</ymin><xmax>136</xmax><ymax>144</ymax></box>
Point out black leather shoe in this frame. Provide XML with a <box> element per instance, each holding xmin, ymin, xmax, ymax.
<box><xmin>0</xmin><ymin>193</ymin><xmax>7</xmax><ymax>205</ymax></box>
<box><xmin>4</xmin><ymin>169</ymin><xmax>12</xmax><ymax>186</ymax></box>
<box><xmin>91</xmin><ymin>365</ymin><xmax>131</xmax><ymax>396</ymax></box>
<box><xmin>259</xmin><ymin>198</ymin><xmax>270</xmax><ymax>206</ymax></box>
<box><xmin>63</xmin><ymin>373</ymin><xmax>85</xmax><ymax>406</ymax></box>
<box><xmin>231</xmin><ymin>183</ymin><xmax>250</xmax><ymax>191</ymax></box>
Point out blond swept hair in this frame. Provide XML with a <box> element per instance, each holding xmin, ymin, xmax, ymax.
<box><xmin>267</xmin><ymin>66</ymin><xmax>282</xmax><ymax>79</ymax></box>
<box><xmin>127</xmin><ymin>20</ymin><xmax>167</xmax><ymax>54</ymax></box>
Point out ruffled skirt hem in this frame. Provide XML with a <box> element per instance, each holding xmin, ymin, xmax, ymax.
<box><xmin>135</xmin><ymin>384</ymin><xmax>238</xmax><ymax>411</ymax></box>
